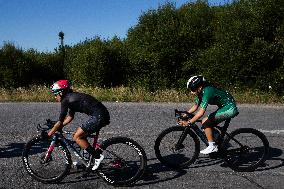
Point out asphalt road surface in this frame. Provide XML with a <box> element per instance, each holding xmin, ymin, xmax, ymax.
<box><xmin>0</xmin><ymin>102</ymin><xmax>283</xmax><ymax>189</ymax></box>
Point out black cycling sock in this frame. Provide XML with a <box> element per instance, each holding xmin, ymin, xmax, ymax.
<box><xmin>94</xmin><ymin>149</ymin><xmax>103</xmax><ymax>159</ymax></box>
<box><xmin>85</xmin><ymin>145</ymin><xmax>102</xmax><ymax>159</ymax></box>
<box><xmin>85</xmin><ymin>145</ymin><xmax>96</xmax><ymax>156</ymax></box>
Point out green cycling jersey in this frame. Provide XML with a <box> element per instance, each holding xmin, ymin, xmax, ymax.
<box><xmin>195</xmin><ymin>86</ymin><xmax>236</xmax><ymax>110</ymax></box>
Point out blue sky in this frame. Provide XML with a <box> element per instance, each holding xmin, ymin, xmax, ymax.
<box><xmin>0</xmin><ymin>0</ymin><xmax>231</xmax><ymax>52</ymax></box>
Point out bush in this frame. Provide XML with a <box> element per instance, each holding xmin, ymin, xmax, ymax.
<box><xmin>64</xmin><ymin>37</ymin><xmax>127</xmax><ymax>87</ymax></box>
<box><xmin>0</xmin><ymin>43</ymin><xmax>32</xmax><ymax>88</ymax></box>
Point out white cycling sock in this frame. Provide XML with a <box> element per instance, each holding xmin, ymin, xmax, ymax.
<box><xmin>208</xmin><ymin>142</ymin><xmax>216</xmax><ymax>147</ymax></box>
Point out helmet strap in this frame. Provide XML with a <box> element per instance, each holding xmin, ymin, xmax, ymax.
<box><xmin>59</xmin><ymin>90</ymin><xmax>69</xmax><ymax>98</ymax></box>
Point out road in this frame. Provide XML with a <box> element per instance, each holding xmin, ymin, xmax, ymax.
<box><xmin>0</xmin><ymin>102</ymin><xmax>283</xmax><ymax>189</ymax></box>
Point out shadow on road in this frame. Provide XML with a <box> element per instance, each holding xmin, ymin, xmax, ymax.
<box><xmin>255</xmin><ymin>146</ymin><xmax>284</xmax><ymax>171</ymax></box>
<box><xmin>0</xmin><ymin>143</ymin><xmax>25</xmax><ymax>158</ymax></box>
<box><xmin>2</xmin><ymin>143</ymin><xmax>282</xmax><ymax>187</ymax></box>
<box><xmin>135</xmin><ymin>160</ymin><xmax>187</xmax><ymax>186</ymax></box>
<box><xmin>134</xmin><ymin>156</ymin><xmax>222</xmax><ymax>186</ymax></box>
<box><xmin>138</xmin><ymin>147</ymin><xmax>284</xmax><ymax>186</ymax></box>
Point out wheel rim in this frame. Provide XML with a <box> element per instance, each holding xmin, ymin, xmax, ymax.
<box><xmin>223</xmin><ymin>131</ymin><xmax>268</xmax><ymax>170</ymax></box>
<box><xmin>98</xmin><ymin>140</ymin><xmax>145</xmax><ymax>185</ymax></box>
<box><xmin>23</xmin><ymin>138</ymin><xmax>70</xmax><ymax>181</ymax></box>
<box><xmin>155</xmin><ymin>127</ymin><xmax>199</xmax><ymax>169</ymax></box>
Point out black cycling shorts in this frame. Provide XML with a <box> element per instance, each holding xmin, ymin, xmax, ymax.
<box><xmin>81</xmin><ymin>113</ymin><xmax>110</xmax><ymax>134</ymax></box>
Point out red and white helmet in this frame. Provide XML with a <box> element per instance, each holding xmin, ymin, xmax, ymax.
<box><xmin>51</xmin><ymin>80</ymin><xmax>71</xmax><ymax>95</ymax></box>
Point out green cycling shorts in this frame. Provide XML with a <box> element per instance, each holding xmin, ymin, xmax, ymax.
<box><xmin>208</xmin><ymin>104</ymin><xmax>239</xmax><ymax>124</ymax></box>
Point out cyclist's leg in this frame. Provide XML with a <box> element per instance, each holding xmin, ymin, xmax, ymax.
<box><xmin>202</xmin><ymin>117</ymin><xmax>215</xmax><ymax>142</ymax></box>
<box><xmin>204</xmin><ymin>105</ymin><xmax>238</xmax><ymax>138</ymax></box>
<box><xmin>75</xmin><ymin>116</ymin><xmax>104</xmax><ymax>157</ymax></box>
<box><xmin>200</xmin><ymin>117</ymin><xmax>218</xmax><ymax>154</ymax></box>
<box><xmin>73</xmin><ymin>127</ymin><xmax>93</xmax><ymax>150</ymax></box>
<box><xmin>200</xmin><ymin>105</ymin><xmax>238</xmax><ymax>154</ymax></box>
<box><xmin>80</xmin><ymin>114</ymin><xmax>110</xmax><ymax>170</ymax></box>
<box><xmin>207</xmin><ymin>105</ymin><xmax>238</xmax><ymax>125</ymax></box>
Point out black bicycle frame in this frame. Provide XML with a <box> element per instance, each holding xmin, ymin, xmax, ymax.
<box><xmin>45</xmin><ymin>132</ymin><xmax>100</xmax><ymax>168</ymax></box>
<box><xmin>190</xmin><ymin>123</ymin><xmax>208</xmax><ymax>145</ymax></box>
<box><xmin>176</xmin><ymin>118</ymin><xmax>243</xmax><ymax>148</ymax></box>
<box><xmin>175</xmin><ymin>123</ymin><xmax>208</xmax><ymax>149</ymax></box>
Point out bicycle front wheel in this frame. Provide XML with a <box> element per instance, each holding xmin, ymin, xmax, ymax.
<box><xmin>154</xmin><ymin>126</ymin><xmax>200</xmax><ymax>169</ymax></box>
<box><xmin>222</xmin><ymin>128</ymin><xmax>270</xmax><ymax>172</ymax></box>
<box><xmin>97</xmin><ymin>137</ymin><xmax>147</xmax><ymax>186</ymax></box>
<box><xmin>22</xmin><ymin>136</ymin><xmax>72</xmax><ymax>183</ymax></box>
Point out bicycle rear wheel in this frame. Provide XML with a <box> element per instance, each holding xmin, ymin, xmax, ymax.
<box><xmin>22</xmin><ymin>136</ymin><xmax>72</xmax><ymax>183</ymax></box>
<box><xmin>97</xmin><ymin>137</ymin><xmax>147</xmax><ymax>186</ymax></box>
<box><xmin>154</xmin><ymin>126</ymin><xmax>200</xmax><ymax>169</ymax></box>
<box><xmin>222</xmin><ymin>128</ymin><xmax>269</xmax><ymax>172</ymax></box>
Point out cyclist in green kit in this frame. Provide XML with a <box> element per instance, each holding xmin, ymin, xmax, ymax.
<box><xmin>179</xmin><ymin>75</ymin><xmax>239</xmax><ymax>154</ymax></box>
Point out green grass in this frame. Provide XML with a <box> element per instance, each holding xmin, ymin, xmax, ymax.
<box><xmin>0</xmin><ymin>85</ymin><xmax>283</xmax><ymax>104</ymax></box>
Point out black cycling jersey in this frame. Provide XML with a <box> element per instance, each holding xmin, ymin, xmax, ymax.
<box><xmin>59</xmin><ymin>92</ymin><xmax>108</xmax><ymax>122</ymax></box>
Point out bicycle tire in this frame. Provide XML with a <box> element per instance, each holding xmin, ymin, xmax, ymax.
<box><xmin>222</xmin><ymin>128</ymin><xmax>269</xmax><ymax>172</ymax></box>
<box><xmin>97</xmin><ymin>137</ymin><xmax>147</xmax><ymax>186</ymax></box>
<box><xmin>22</xmin><ymin>136</ymin><xmax>72</xmax><ymax>183</ymax></box>
<box><xmin>154</xmin><ymin>126</ymin><xmax>200</xmax><ymax>169</ymax></box>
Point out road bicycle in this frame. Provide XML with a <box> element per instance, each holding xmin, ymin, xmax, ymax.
<box><xmin>22</xmin><ymin>119</ymin><xmax>147</xmax><ymax>186</ymax></box>
<box><xmin>154</xmin><ymin>109</ymin><xmax>270</xmax><ymax>172</ymax></box>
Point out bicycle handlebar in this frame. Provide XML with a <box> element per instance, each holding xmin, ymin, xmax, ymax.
<box><xmin>36</xmin><ymin>119</ymin><xmax>78</xmax><ymax>136</ymax></box>
<box><xmin>174</xmin><ymin>109</ymin><xmax>202</xmax><ymax>122</ymax></box>
<box><xmin>36</xmin><ymin>119</ymin><xmax>57</xmax><ymax>132</ymax></box>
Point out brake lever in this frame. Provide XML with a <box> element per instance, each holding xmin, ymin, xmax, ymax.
<box><xmin>45</xmin><ymin>119</ymin><xmax>57</xmax><ymax>129</ymax></box>
<box><xmin>36</xmin><ymin>124</ymin><xmax>42</xmax><ymax>131</ymax></box>
<box><xmin>175</xmin><ymin>109</ymin><xmax>195</xmax><ymax>121</ymax></box>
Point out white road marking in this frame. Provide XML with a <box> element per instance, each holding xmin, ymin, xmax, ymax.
<box><xmin>259</xmin><ymin>129</ymin><xmax>284</xmax><ymax>135</ymax></box>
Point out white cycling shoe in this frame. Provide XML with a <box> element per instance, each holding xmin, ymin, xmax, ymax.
<box><xmin>200</xmin><ymin>145</ymin><xmax>218</xmax><ymax>154</ymax></box>
<box><xmin>92</xmin><ymin>154</ymin><xmax>104</xmax><ymax>170</ymax></box>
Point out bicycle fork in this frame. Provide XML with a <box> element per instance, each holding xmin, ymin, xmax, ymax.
<box><xmin>42</xmin><ymin>136</ymin><xmax>57</xmax><ymax>164</ymax></box>
<box><xmin>175</xmin><ymin>125</ymin><xmax>208</xmax><ymax>152</ymax></box>
<box><xmin>174</xmin><ymin>126</ymin><xmax>191</xmax><ymax>151</ymax></box>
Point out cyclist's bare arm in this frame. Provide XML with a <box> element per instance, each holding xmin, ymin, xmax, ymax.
<box><xmin>189</xmin><ymin>108</ymin><xmax>205</xmax><ymax>124</ymax></box>
<box><xmin>48</xmin><ymin>121</ymin><xmax>63</xmax><ymax>136</ymax></box>
<box><xmin>63</xmin><ymin>115</ymin><xmax>73</xmax><ymax>126</ymax></box>
<box><xmin>187</xmin><ymin>104</ymin><xmax>198</xmax><ymax>114</ymax></box>
<box><xmin>48</xmin><ymin>115</ymin><xmax>74</xmax><ymax>137</ymax></box>
<box><xmin>180</xmin><ymin>107</ymin><xmax>205</xmax><ymax>126</ymax></box>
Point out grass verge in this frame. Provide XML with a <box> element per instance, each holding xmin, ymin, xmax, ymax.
<box><xmin>0</xmin><ymin>86</ymin><xmax>283</xmax><ymax>104</ymax></box>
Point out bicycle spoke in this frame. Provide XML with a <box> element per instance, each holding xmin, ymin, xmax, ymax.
<box><xmin>22</xmin><ymin>137</ymin><xmax>71</xmax><ymax>183</ymax></box>
<box><xmin>155</xmin><ymin>126</ymin><xmax>200</xmax><ymax>169</ymax></box>
<box><xmin>223</xmin><ymin>128</ymin><xmax>269</xmax><ymax>171</ymax></box>
<box><xmin>97</xmin><ymin>137</ymin><xmax>146</xmax><ymax>186</ymax></box>
<box><xmin>101</xmin><ymin>144</ymin><xmax>141</xmax><ymax>181</ymax></box>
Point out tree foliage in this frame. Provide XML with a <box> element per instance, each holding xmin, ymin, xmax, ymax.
<box><xmin>64</xmin><ymin>36</ymin><xmax>128</xmax><ymax>87</ymax></box>
<box><xmin>0</xmin><ymin>0</ymin><xmax>283</xmax><ymax>95</ymax></box>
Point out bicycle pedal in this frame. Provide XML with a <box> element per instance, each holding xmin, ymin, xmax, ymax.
<box><xmin>73</xmin><ymin>163</ymin><xmax>86</xmax><ymax>170</ymax></box>
<box><xmin>209</xmin><ymin>152</ymin><xmax>219</xmax><ymax>159</ymax></box>
<box><xmin>84</xmin><ymin>166</ymin><xmax>93</xmax><ymax>173</ymax></box>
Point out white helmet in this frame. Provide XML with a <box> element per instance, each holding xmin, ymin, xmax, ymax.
<box><xmin>186</xmin><ymin>75</ymin><xmax>205</xmax><ymax>91</ymax></box>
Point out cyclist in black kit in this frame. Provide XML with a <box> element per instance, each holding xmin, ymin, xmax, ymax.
<box><xmin>47</xmin><ymin>80</ymin><xmax>110</xmax><ymax>170</ymax></box>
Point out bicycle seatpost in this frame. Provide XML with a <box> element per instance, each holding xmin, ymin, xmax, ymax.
<box><xmin>222</xmin><ymin>119</ymin><xmax>231</xmax><ymax>133</ymax></box>
<box><xmin>92</xmin><ymin>131</ymin><xmax>101</xmax><ymax>149</ymax></box>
